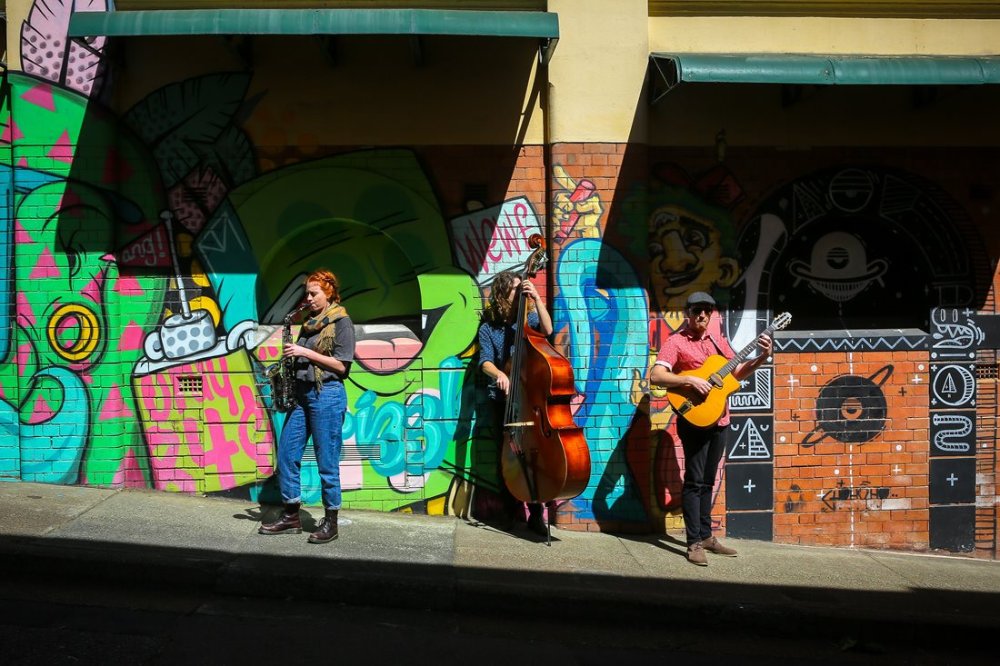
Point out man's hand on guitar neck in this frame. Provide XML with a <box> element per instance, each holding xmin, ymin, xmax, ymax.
<box><xmin>735</xmin><ymin>333</ymin><xmax>774</xmax><ymax>380</ymax></box>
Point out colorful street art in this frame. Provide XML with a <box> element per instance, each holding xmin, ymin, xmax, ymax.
<box><xmin>2</xmin><ymin>1</ymin><xmax>995</xmax><ymax>556</ymax></box>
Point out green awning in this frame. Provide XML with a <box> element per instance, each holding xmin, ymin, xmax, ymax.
<box><xmin>650</xmin><ymin>53</ymin><xmax>1000</xmax><ymax>103</ymax></box>
<box><xmin>68</xmin><ymin>8</ymin><xmax>559</xmax><ymax>39</ymax></box>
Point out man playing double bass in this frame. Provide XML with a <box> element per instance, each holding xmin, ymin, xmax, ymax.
<box><xmin>478</xmin><ymin>270</ymin><xmax>553</xmax><ymax>536</ymax></box>
<box><xmin>649</xmin><ymin>291</ymin><xmax>772</xmax><ymax>566</ymax></box>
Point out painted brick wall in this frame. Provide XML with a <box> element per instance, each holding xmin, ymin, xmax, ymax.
<box><xmin>773</xmin><ymin>352</ymin><xmax>930</xmax><ymax>549</ymax></box>
<box><xmin>546</xmin><ymin>142</ymin><xmax>651</xmax><ymax>532</ymax></box>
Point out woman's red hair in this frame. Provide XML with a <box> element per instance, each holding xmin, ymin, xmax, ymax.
<box><xmin>306</xmin><ymin>269</ymin><xmax>340</xmax><ymax>302</ymax></box>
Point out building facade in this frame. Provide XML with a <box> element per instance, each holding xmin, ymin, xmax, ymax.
<box><xmin>2</xmin><ymin>0</ymin><xmax>1000</xmax><ymax>558</ymax></box>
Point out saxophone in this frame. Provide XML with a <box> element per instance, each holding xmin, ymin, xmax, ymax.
<box><xmin>266</xmin><ymin>304</ymin><xmax>308</xmax><ymax>412</ymax></box>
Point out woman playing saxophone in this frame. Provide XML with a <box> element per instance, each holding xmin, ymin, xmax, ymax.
<box><xmin>259</xmin><ymin>269</ymin><xmax>355</xmax><ymax>543</ymax></box>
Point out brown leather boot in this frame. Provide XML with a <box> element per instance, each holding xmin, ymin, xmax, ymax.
<box><xmin>258</xmin><ymin>503</ymin><xmax>301</xmax><ymax>535</ymax></box>
<box><xmin>308</xmin><ymin>508</ymin><xmax>339</xmax><ymax>544</ymax></box>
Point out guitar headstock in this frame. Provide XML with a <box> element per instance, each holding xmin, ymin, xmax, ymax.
<box><xmin>772</xmin><ymin>312</ymin><xmax>792</xmax><ymax>331</ymax></box>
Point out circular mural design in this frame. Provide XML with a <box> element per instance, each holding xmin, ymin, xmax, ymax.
<box><xmin>802</xmin><ymin>364</ymin><xmax>893</xmax><ymax>447</ymax></box>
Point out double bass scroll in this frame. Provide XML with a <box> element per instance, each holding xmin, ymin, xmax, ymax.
<box><xmin>501</xmin><ymin>234</ymin><xmax>591</xmax><ymax>507</ymax></box>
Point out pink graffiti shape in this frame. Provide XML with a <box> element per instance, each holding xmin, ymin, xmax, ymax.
<box><xmin>112</xmin><ymin>449</ymin><xmax>148</xmax><ymax>488</ymax></box>
<box><xmin>80</xmin><ymin>275</ymin><xmax>104</xmax><ymax>305</ymax></box>
<box><xmin>99</xmin><ymin>383</ymin><xmax>135</xmax><ymax>421</ymax></box>
<box><xmin>119</xmin><ymin>321</ymin><xmax>145</xmax><ymax>352</ymax></box>
<box><xmin>16</xmin><ymin>292</ymin><xmax>35</xmax><ymax>327</ymax></box>
<box><xmin>1</xmin><ymin>119</ymin><xmax>25</xmax><ymax>144</ymax></box>
<box><xmin>17</xmin><ymin>157</ymin><xmax>29</xmax><ymax>168</ymax></box>
<box><xmin>47</xmin><ymin>131</ymin><xmax>74</xmax><ymax>163</ymax></box>
<box><xmin>30</xmin><ymin>248</ymin><xmax>61</xmax><ymax>279</ymax></box>
<box><xmin>21</xmin><ymin>83</ymin><xmax>56</xmax><ymax>112</ymax></box>
<box><xmin>14</xmin><ymin>221</ymin><xmax>33</xmax><ymax>245</ymax></box>
<box><xmin>113</xmin><ymin>274</ymin><xmax>144</xmax><ymax>296</ymax></box>
<box><xmin>58</xmin><ymin>188</ymin><xmax>87</xmax><ymax>217</ymax></box>
<box><xmin>204</xmin><ymin>414</ymin><xmax>240</xmax><ymax>488</ymax></box>
<box><xmin>28</xmin><ymin>393</ymin><xmax>54</xmax><ymax>424</ymax></box>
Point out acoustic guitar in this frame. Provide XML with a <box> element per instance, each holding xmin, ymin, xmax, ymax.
<box><xmin>666</xmin><ymin>312</ymin><xmax>791</xmax><ymax>428</ymax></box>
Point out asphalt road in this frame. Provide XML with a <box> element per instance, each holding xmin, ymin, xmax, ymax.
<box><xmin>2</xmin><ymin>571</ymin><xmax>993</xmax><ymax>666</ymax></box>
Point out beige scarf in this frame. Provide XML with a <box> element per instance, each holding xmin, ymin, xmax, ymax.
<box><xmin>301</xmin><ymin>303</ymin><xmax>349</xmax><ymax>389</ymax></box>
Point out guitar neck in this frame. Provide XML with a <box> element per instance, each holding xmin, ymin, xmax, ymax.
<box><xmin>718</xmin><ymin>323</ymin><xmax>773</xmax><ymax>378</ymax></box>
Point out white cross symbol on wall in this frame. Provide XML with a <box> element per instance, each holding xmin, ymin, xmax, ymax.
<box><xmin>788</xmin><ymin>376</ymin><xmax>799</xmax><ymax>387</ymax></box>
<box><xmin>946</xmin><ymin>473</ymin><xmax>959</xmax><ymax>486</ymax></box>
<box><xmin>744</xmin><ymin>480</ymin><xmax>756</xmax><ymax>493</ymax></box>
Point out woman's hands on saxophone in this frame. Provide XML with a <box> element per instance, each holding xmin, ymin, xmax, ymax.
<box><xmin>284</xmin><ymin>342</ymin><xmax>316</xmax><ymax>360</ymax></box>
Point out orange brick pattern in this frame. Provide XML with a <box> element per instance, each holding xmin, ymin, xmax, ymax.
<box><xmin>773</xmin><ymin>352</ymin><xmax>931</xmax><ymax>550</ymax></box>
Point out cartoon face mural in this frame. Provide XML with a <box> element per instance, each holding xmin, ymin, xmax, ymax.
<box><xmin>648</xmin><ymin>203</ymin><xmax>739</xmax><ymax>312</ymax></box>
<box><xmin>647</xmin><ymin>164</ymin><xmax>744</xmax><ymax>314</ymax></box>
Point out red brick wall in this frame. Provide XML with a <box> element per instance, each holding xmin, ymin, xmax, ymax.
<box><xmin>773</xmin><ymin>352</ymin><xmax>930</xmax><ymax>549</ymax></box>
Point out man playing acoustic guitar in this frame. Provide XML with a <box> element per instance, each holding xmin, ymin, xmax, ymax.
<box><xmin>649</xmin><ymin>292</ymin><xmax>773</xmax><ymax>566</ymax></box>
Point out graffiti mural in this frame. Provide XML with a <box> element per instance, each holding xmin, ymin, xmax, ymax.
<box><xmin>3</xmin><ymin>2</ymin><xmax>997</xmax><ymax>559</ymax></box>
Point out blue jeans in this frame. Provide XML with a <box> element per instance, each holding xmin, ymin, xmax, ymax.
<box><xmin>277</xmin><ymin>380</ymin><xmax>346</xmax><ymax>510</ymax></box>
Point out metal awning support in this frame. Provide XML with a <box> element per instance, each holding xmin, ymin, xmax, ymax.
<box><xmin>650</xmin><ymin>53</ymin><xmax>1000</xmax><ymax>104</ymax></box>
<box><xmin>68</xmin><ymin>8</ymin><xmax>559</xmax><ymax>64</ymax></box>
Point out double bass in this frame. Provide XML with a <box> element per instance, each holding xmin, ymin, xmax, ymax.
<box><xmin>501</xmin><ymin>235</ymin><xmax>591</xmax><ymax>533</ymax></box>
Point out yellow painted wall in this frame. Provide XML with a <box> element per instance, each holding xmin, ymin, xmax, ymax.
<box><xmin>547</xmin><ymin>0</ymin><xmax>649</xmax><ymax>143</ymax></box>
<box><xmin>647</xmin><ymin>15</ymin><xmax>1000</xmax><ymax>148</ymax></box>
<box><xmin>5</xmin><ymin>0</ymin><xmax>33</xmax><ymax>71</ymax></box>
<box><xmin>649</xmin><ymin>17</ymin><xmax>1000</xmax><ymax>56</ymax></box>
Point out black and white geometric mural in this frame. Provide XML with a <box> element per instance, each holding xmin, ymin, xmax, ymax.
<box><xmin>724</xmin><ymin>462</ymin><xmax>773</xmax><ymax>511</ymax></box>
<box><xmin>726</xmin><ymin>415</ymin><xmax>773</xmax><ymax>462</ymax></box>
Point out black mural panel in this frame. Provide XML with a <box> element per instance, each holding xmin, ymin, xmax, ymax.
<box><xmin>730</xmin><ymin>367</ymin><xmax>773</xmax><ymax>413</ymax></box>
<box><xmin>928</xmin><ymin>457</ymin><xmax>976</xmax><ymax>505</ymax></box>
<box><xmin>930</xmin><ymin>308</ymin><xmax>984</xmax><ymax>360</ymax></box>
<box><xmin>725</xmin><ymin>511</ymin><xmax>773</xmax><ymax>541</ymax></box>
<box><xmin>734</xmin><ymin>168</ymin><xmax>975</xmax><ymax>331</ymax></box>
<box><xmin>930</xmin><ymin>410</ymin><xmax>977</xmax><ymax>457</ymax></box>
<box><xmin>930</xmin><ymin>363</ymin><xmax>977</xmax><ymax>409</ymax></box>
<box><xmin>724</xmin><ymin>462</ymin><xmax>773</xmax><ymax>511</ymax></box>
<box><xmin>929</xmin><ymin>505</ymin><xmax>976</xmax><ymax>553</ymax></box>
<box><xmin>726</xmin><ymin>415</ymin><xmax>773</xmax><ymax>462</ymax></box>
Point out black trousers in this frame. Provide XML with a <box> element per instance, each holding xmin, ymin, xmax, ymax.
<box><xmin>676</xmin><ymin>418</ymin><xmax>726</xmax><ymax>545</ymax></box>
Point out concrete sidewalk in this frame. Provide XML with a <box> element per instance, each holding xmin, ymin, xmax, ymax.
<box><xmin>2</xmin><ymin>482</ymin><xmax>999</xmax><ymax>646</ymax></box>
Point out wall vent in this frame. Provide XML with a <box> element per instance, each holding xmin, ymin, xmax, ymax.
<box><xmin>176</xmin><ymin>375</ymin><xmax>204</xmax><ymax>395</ymax></box>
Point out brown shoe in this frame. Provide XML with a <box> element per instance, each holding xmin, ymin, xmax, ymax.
<box><xmin>686</xmin><ymin>541</ymin><xmax>708</xmax><ymax>566</ymax></box>
<box><xmin>259</xmin><ymin>503</ymin><xmax>302</xmax><ymax>535</ymax></box>
<box><xmin>701</xmin><ymin>536</ymin><xmax>737</xmax><ymax>557</ymax></box>
<box><xmin>308</xmin><ymin>508</ymin><xmax>339</xmax><ymax>544</ymax></box>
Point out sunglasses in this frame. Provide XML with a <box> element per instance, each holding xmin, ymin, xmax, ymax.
<box><xmin>688</xmin><ymin>306</ymin><xmax>714</xmax><ymax>315</ymax></box>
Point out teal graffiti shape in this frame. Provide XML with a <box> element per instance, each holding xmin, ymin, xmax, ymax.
<box><xmin>343</xmin><ymin>357</ymin><xmax>464</xmax><ymax>477</ymax></box>
<box><xmin>19</xmin><ymin>367</ymin><xmax>91</xmax><ymax>484</ymax></box>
